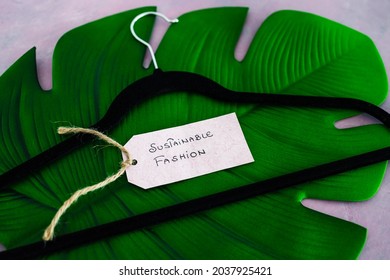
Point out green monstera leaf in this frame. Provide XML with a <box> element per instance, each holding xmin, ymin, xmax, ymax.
<box><xmin>0</xmin><ymin>6</ymin><xmax>388</xmax><ymax>259</ymax></box>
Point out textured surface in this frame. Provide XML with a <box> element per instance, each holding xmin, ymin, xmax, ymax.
<box><xmin>0</xmin><ymin>2</ymin><xmax>389</xmax><ymax>260</ymax></box>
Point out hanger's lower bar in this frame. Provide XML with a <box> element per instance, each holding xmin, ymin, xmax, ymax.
<box><xmin>1</xmin><ymin>145</ymin><xmax>389</xmax><ymax>259</ymax></box>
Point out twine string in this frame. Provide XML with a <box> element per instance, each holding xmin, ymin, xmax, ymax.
<box><xmin>42</xmin><ymin>126</ymin><xmax>133</xmax><ymax>241</ymax></box>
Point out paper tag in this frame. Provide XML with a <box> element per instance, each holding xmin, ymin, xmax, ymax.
<box><xmin>123</xmin><ymin>113</ymin><xmax>254</xmax><ymax>189</ymax></box>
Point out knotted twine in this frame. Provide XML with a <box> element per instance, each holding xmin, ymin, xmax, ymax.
<box><xmin>42</xmin><ymin>126</ymin><xmax>134</xmax><ymax>241</ymax></box>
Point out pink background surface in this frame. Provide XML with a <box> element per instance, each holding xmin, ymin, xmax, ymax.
<box><xmin>0</xmin><ymin>0</ymin><xmax>389</xmax><ymax>259</ymax></box>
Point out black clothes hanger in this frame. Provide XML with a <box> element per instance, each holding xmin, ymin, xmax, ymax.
<box><xmin>1</xmin><ymin>71</ymin><xmax>390</xmax><ymax>260</ymax></box>
<box><xmin>1</xmin><ymin>11</ymin><xmax>390</xmax><ymax>259</ymax></box>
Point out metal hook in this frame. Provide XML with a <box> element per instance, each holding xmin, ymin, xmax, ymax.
<box><xmin>130</xmin><ymin>11</ymin><xmax>179</xmax><ymax>70</ymax></box>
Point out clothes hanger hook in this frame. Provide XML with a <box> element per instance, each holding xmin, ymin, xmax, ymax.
<box><xmin>130</xmin><ymin>11</ymin><xmax>179</xmax><ymax>70</ymax></box>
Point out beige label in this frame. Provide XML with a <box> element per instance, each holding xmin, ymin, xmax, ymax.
<box><xmin>123</xmin><ymin>113</ymin><xmax>254</xmax><ymax>189</ymax></box>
